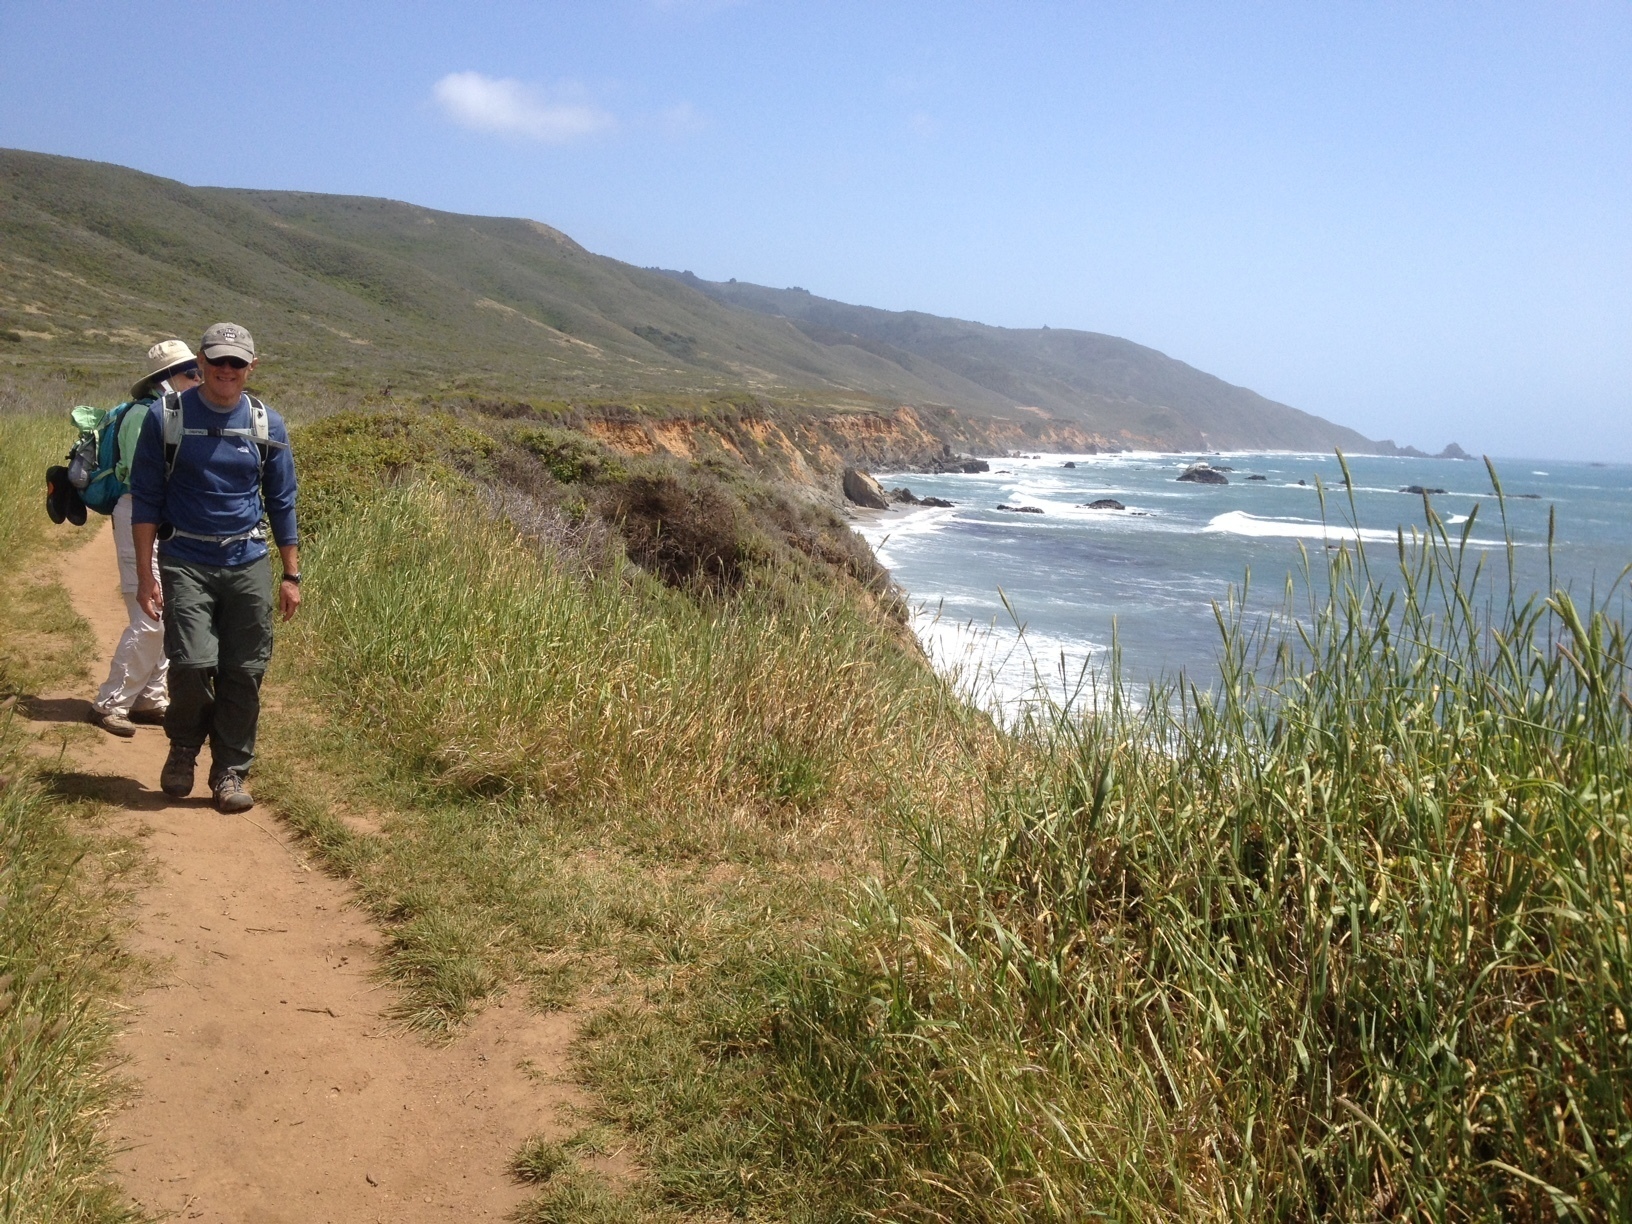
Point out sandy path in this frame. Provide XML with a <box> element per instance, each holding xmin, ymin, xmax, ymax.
<box><xmin>28</xmin><ymin>522</ymin><xmax>583</xmax><ymax>1223</ymax></box>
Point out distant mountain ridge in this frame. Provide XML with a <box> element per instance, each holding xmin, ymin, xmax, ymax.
<box><xmin>659</xmin><ymin>273</ymin><xmax>1377</xmax><ymax>452</ymax></box>
<box><xmin>2</xmin><ymin>146</ymin><xmax>1377</xmax><ymax>451</ymax></box>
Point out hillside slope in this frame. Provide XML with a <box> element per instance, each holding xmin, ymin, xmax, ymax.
<box><xmin>2</xmin><ymin>146</ymin><xmax>1374</xmax><ymax>451</ymax></box>
<box><xmin>665</xmin><ymin>274</ymin><xmax>1376</xmax><ymax>452</ymax></box>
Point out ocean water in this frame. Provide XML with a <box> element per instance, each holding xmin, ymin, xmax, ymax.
<box><xmin>854</xmin><ymin>451</ymin><xmax>1632</xmax><ymax>712</ymax></box>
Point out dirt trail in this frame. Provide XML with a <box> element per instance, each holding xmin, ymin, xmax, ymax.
<box><xmin>29</xmin><ymin>522</ymin><xmax>582</xmax><ymax>1223</ymax></box>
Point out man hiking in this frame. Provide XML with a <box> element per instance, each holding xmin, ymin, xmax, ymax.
<box><xmin>88</xmin><ymin>340</ymin><xmax>203</xmax><ymax>736</ymax></box>
<box><xmin>130</xmin><ymin>323</ymin><xmax>300</xmax><ymax>814</ymax></box>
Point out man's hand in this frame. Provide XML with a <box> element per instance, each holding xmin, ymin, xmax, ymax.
<box><xmin>277</xmin><ymin>544</ymin><xmax>301</xmax><ymax>622</ymax></box>
<box><xmin>133</xmin><ymin>521</ymin><xmax>162</xmax><ymax>619</ymax></box>
<box><xmin>137</xmin><ymin>571</ymin><xmax>163</xmax><ymax>620</ymax></box>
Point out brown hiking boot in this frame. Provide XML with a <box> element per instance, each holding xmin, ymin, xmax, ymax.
<box><xmin>213</xmin><ymin>772</ymin><xmax>254</xmax><ymax>815</ymax></box>
<box><xmin>160</xmin><ymin>744</ymin><xmax>198</xmax><ymax>798</ymax></box>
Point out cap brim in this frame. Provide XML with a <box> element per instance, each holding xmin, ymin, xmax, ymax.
<box><xmin>201</xmin><ymin>343</ymin><xmax>254</xmax><ymax>363</ymax></box>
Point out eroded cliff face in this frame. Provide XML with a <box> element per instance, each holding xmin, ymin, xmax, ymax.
<box><xmin>581</xmin><ymin>404</ymin><xmax>1136</xmax><ymax>493</ymax></box>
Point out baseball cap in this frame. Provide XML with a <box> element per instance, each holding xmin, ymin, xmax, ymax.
<box><xmin>200</xmin><ymin>322</ymin><xmax>255</xmax><ymax>364</ymax></box>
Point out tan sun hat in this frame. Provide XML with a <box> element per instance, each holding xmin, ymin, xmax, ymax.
<box><xmin>130</xmin><ymin>339</ymin><xmax>199</xmax><ymax>399</ymax></box>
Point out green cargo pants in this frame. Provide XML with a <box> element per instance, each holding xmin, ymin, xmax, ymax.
<box><xmin>159</xmin><ymin>554</ymin><xmax>275</xmax><ymax>784</ymax></box>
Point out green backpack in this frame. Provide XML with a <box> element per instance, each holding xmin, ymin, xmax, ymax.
<box><xmin>46</xmin><ymin>401</ymin><xmax>150</xmax><ymax>524</ymax></box>
<box><xmin>76</xmin><ymin>401</ymin><xmax>151</xmax><ymax>515</ymax></box>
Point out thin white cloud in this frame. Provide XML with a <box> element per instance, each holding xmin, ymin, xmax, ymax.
<box><xmin>907</xmin><ymin>111</ymin><xmax>939</xmax><ymax>138</ymax></box>
<box><xmin>432</xmin><ymin>72</ymin><xmax>616</xmax><ymax>144</ymax></box>
<box><xmin>659</xmin><ymin>101</ymin><xmax>708</xmax><ymax>138</ymax></box>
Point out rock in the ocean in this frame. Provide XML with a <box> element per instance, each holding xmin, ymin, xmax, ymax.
<box><xmin>919</xmin><ymin>496</ymin><xmax>955</xmax><ymax>508</ymax></box>
<box><xmin>1399</xmin><ymin>485</ymin><xmax>1447</xmax><ymax>496</ymax></box>
<box><xmin>843</xmin><ymin>467</ymin><xmax>890</xmax><ymax>509</ymax></box>
<box><xmin>1177</xmin><ymin>463</ymin><xmax>1229</xmax><ymax>485</ymax></box>
<box><xmin>1246</xmin><ymin>474</ymin><xmax>1267</xmax><ymax>481</ymax></box>
<box><xmin>996</xmin><ymin>504</ymin><xmax>1044</xmax><ymax>514</ymax></box>
<box><xmin>1084</xmin><ymin>498</ymin><xmax>1125</xmax><ymax>510</ymax></box>
<box><xmin>1062</xmin><ymin>461</ymin><xmax>1077</xmax><ymax>468</ymax></box>
<box><xmin>889</xmin><ymin>486</ymin><xmax>921</xmax><ymax>504</ymax></box>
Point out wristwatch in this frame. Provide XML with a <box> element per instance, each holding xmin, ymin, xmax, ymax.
<box><xmin>281</xmin><ymin>572</ymin><xmax>302</xmax><ymax>585</ymax></box>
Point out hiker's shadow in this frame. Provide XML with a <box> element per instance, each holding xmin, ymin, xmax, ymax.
<box><xmin>45</xmin><ymin>770</ymin><xmax>176</xmax><ymax>812</ymax></box>
<box><xmin>19</xmin><ymin>695</ymin><xmax>94</xmax><ymax>724</ymax></box>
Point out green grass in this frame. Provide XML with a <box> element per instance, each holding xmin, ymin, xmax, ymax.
<box><xmin>0</xmin><ymin>380</ymin><xmax>106</xmax><ymax>693</ymax></box>
<box><xmin>0</xmin><ymin>393</ymin><xmax>144</xmax><ymax>1223</ymax></box>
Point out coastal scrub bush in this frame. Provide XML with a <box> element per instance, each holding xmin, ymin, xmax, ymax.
<box><xmin>513</xmin><ymin>424</ymin><xmax>622</xmax><ymax>485</ymax></box>
<box><xmin>595</xmin><ymin>468</ymin><xmax>764</xmax><ymax>591</ymax></box>
<box><xmin>295</xmin><ymin>408</ymin><xmax>893</xmax><ymax>601</ymax></box>
<box><xmin>290</xmin><ymin>409</ymin><xmax>492</xmax><ymax>536</ymax></box>
<box><xmin>759</xmin><ymin>479</ymin><xmax>1632</xmax><ymax>1219</ymax></box>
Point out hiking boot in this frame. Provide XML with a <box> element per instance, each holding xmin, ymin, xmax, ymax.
<box><xmin>213</xmin><ymin>772</ymin><xmax>254</xmax><ymax>815</ymax></box>
<box><xmin>160</xmin><ymin>744</ymin><xmax>198</xmax><ymax>798</ymax></box>
<box><xmin>89</xmin><ymin>707</ymin><xmax>137</xmax><ymax>738</ymax></box>
<box><xmin>129</xmin><ymin>704</ymin><xmax>169</xmax><ymax>726</ymax></box>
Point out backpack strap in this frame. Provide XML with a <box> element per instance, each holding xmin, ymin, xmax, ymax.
<box><xmin>162</xmin><ymin>392</ymin><xmax>185</xmax><ymax>478</ymax></box>
<box><xmin>162</xmin><ymin>392</ymin><xmax>288</xmax><ymax>481</ymax></box>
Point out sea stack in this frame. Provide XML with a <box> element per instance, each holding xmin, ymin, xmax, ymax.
<box><xmin>842</xmin><ymin>467</ymin><xmax>890</xmax><ymax>509</ymax></box>
<box><xmin>1177</xmin><ymin>463</ymin><xmax>1229</xmax><ymax>485</ymax></box>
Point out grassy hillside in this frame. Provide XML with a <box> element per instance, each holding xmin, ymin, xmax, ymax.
<box><xmin>2</xmin><ymin>147</ymin><xmax>1372</xmax><ymax>451</ymax></box>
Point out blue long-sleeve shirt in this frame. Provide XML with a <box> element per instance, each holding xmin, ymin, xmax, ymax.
<box><xmin>130</xmin><ymin>388</ymin><xmax>299</xmax><ymax>567</ymax></box>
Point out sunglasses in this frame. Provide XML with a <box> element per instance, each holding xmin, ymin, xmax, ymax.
<box><xmin>203</xmin><ymin>354</ymin><xmax>250</xmax><ymax>370</ymax></box>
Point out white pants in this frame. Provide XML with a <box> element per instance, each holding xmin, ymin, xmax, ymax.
<box><xmin>93</xmin><ymin>495</ymin><xmax>168</xmax><ymax>717</ymax></box>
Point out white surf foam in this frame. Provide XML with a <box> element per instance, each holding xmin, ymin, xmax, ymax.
<box><xmin>908</xmin><ymin>603</ymin><xmax>1116</xmax><ymax>721</ymax></box>
<box><xmin>1204</xmin><ymin>510</ymin><xmax>1513</xmax><ymax>550</ymax></box>
<box><xmin>851</xmin><ymin>505</ymin><xmax>959</xmax><ymax>568</ymax></box>
<box><xmin>1203</xmin><ymin>510</ymin><xmax>1401</xmax><ymax>545</ymax></box>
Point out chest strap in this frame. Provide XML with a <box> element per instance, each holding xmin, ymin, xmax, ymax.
<box><xmin>160</xmin><ymin>393</ymin><xmax>289</xmax><ymax>478</ymax></box>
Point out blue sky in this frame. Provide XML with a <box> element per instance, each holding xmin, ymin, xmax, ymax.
<box><xmin>2</xmin><ymin>1</ymin><xmax>1628</xmax><ymax>461</ymax></box>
